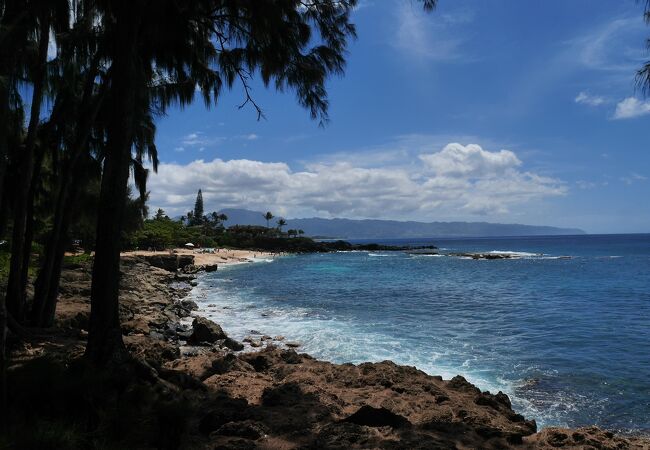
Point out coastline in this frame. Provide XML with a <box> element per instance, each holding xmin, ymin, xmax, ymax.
<box><xmin>10</xmin><ymin>254</ymin><xmax>650</xmax><ymax>449</ymax></box>
<box><xmin>124</xmin><ymin>248</ymin><xmax>277</xmax><ymax>267</ymax></box>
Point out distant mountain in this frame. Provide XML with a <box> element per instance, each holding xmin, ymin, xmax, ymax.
<box><xmin>219</xmin><ymin>208</ymin><xmax>586</xmax><ymax>239</ymax></box>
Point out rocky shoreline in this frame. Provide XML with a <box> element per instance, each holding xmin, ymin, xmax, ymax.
<box><xmin>11</xmin><ymin>255</ymin><xmax>650</xmax><ymax>449</ymax></box>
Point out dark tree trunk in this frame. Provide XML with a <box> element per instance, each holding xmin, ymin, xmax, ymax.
<box><xmin>5</xmin><ymin>16</ymin><xmax>50</xmax><ymax>321</ymax></box>
<box><xmin>0</xmin><ymin>0</ymin><xmax>23</xmax><ymax>241</ymax></box>
<box><xmin>18</xmin><ymin>143</ymin><xmax>47</xmax><ymax>314</ymax></box>
<box><xmin>32</xmin><ymin>174</ymin><xmax>83</xmax><ymax>327</ymax></box>
<box><xmin>0</xmin><ymin>82</ymin><xmax>9</xmax><ymax>240</ymax></box>
<box><xmin>31</xmin><ymin>62</ymin><xmax>103</xmax><ymax>327</ymax></box>
<box><xmin>41</xmin><ymin>232</ymin><xmax>69</xmax><ymax>327</ymax></box>
<box><xmin>85</xmin><ymin>8</ymin><xmax>140</xmax><ymax>365</ymax></box>
<box><xmin>0</xmin><ymin>294</ymin><xmax>5</xmax><ymax>429</ymax></box>
<box><xmin>31</xmin><ymin>179</ymin><xmax>72</xmax><ymax>326</ymax></box>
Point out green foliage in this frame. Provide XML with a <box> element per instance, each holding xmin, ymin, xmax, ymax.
<box><xmin>264</xmin><ymin>211</ymin><xmax>274</xmax><ymax>228</ymax></box>
<box><xmin>0</xmin><ymin>247</ymin><xmax>10</xmax><ymax>285</ymax></box>
<box><xmin>63</xmin><ymin>253</ymin><xmax>93</xmax><ymax>266</ymax></box>
<box><xmin>0</xmin><ymin>242</ymin><xmax>40</xmax><ymax>286</ymax></box>
<box><xmin>192</xmin><ymin>189</ymin><xmax>204</xmax><ymax>224</ymax></box>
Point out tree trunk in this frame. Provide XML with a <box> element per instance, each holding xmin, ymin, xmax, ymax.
<box><xmin>0</xmin><ymin>0</ymin><xmax>23</xmax><ymax>241</ymax></box>
<box><xmin>18</xmin><ymin>143</ymin><xmax>47</xmax><ymax>315</ymax></box>
<box><xmin>31</xmin><ymin>64</ymin><xmax>103</xmax><ymax>327</ymax></box>
<box><xmin>32</xmin><ymin>174</ymin><xmax>82</xmax><ymax>327</ymax></box>
<box><xmin>0</xmin><ymin>81</ymin><xmax>9</xmax><ymax>240</ymax></box>
<box><xmin>0</xmin><ymin>293</ymin><xmax>6</xmax><ymax>430</ymax></box>
<box><xmin>40</xmin><ymin>231</ymin><xmax>69</xmax><ymax>327</ymax></box>
<box><xmin>85</xmin><ymin>8</ymin><xmax>139</xmax><ymax>365</ymax></box>
<box><xmin>5</xmin><ymin>16</ymin><xmax>50</xmax><ymax>321</ymax></box>
<box><xmin>31</xmin><ymin>178</ymin><xmax>72</xmax><ymax>326</ymax></box>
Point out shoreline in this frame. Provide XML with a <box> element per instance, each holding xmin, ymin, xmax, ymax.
<box><xmin>9</xmin><ymin>254</ymin><xmax>650</xmax><ymax>449</ymax></box>
<box><xmin>123</xmin><ymin>247</ymin><xmax>278</xmax><ymax>267</ymax></box>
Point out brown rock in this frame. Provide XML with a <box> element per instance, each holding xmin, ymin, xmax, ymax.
<box><xmin>188</xmin><ymin>317</ymin><xmax>227</xmax><ymax>344</ymax></box>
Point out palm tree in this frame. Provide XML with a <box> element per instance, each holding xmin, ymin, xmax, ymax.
<box><xmin>264</xmin><ymin>212</ymin><xmax>274</xmax><ymax>228</ymax></box>
<box><xmin>5</xmin><ymin>0</ymin><xmax>69</xmax><ymax>321</ymax></box>
<box><xmin>277</xmin><ymin>218</ymin><xmax>287</xmax><ymax>231</ymax></box>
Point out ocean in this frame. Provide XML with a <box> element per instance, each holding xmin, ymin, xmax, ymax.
<box><xmin>189</xmin><ymin>234</ymin><xmax>650</xmax><ymax>434</ymax></box>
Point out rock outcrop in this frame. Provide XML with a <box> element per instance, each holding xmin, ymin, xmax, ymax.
<box><xmin>143</xmin><ymin>254</ymin><xmax>194</xmax><ymax>272</ymax></box>
<box><xmin>188</xmin><ymin>316</ymin><xmax>228</xmax><ymax>344</ymax></box>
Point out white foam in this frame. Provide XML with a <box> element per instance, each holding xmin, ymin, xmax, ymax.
<box><xmin>247</xmin><ymin>257</ymin><xmax>275</xmax><ymax>263</ymax></box>
<box><xmin>190</xmin><ymin>277</ymin><xmax>515</xmax><ymax>416</ymax></box>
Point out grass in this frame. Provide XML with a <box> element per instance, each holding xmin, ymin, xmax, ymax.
<box><xmin>0</xmin><ymin>243</ymin><xmax>56</xmax><ymax>288</ymax></box>
<box><xmin>63</xmin><ymin>253</ymin><xmax>93</xmax><ymax>266</ymax></box>
<box><xmin>0</xmin><ymin>249</ymin><xmax>9</xmax><ymax>280</ymax></box>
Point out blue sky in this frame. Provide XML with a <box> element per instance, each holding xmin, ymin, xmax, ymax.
<box><xmin>148</xmin><ymin>0</ymin><xmax>650</xmax><ymax>234</ymax></box>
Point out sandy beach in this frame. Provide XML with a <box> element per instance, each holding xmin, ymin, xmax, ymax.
<box><xmin>122</xmin><ymin>247</ymin><xmax>276</xmax><ymax>266</ymax></box>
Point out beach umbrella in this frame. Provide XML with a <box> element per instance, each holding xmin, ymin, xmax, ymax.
<box><xmin>184</xmin><ymin>243</ymin><xmax>195</xmax><ymax>248</ymax></box>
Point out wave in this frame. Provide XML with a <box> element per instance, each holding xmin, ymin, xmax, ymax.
<box><xmin>248</xmin><ymin>257</ymin><xmax>275</xmax><ymax>263</ymax></box>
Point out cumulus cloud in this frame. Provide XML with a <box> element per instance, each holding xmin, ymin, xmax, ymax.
<box><xmin>613</xmin><ymin>97</ymin><xmax>650</xmax><ymax>119</ymax></box>
<box><xmin>575</xmin><ymin>92</ymin><xmax>605</xmax><ymax>106</ymax></box>
<box><xmin>419</xmin><ymin>143</ymin><xmax>521</xmax><ymax>177</ymax></box>
<box><xmin>146</xmin><ymin>143</ymin><xmax>566</xmax><ymax>219</ymax></box>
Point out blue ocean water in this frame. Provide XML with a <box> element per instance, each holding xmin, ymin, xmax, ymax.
<box><xmin>190</xmin><ymin>234</ymin><xmax>650</xmax><ymax>433</ymax></box>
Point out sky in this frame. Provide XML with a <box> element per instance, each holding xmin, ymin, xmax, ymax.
<box><xmin>147</xmin><ymin>0</ymin><xmax>650</xmax><ymax>234</ymax></box>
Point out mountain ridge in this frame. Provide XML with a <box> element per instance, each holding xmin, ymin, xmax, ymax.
<box><xmin>219</xmin><ymin>208</ymin><xmax>586</xmax><ymax>239</ymax></box>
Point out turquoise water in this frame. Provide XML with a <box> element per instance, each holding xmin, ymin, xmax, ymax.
<box><xmin>190</xmin><ymin>234</ymin><xmax>650</xmax><ymax>433</ymax></box>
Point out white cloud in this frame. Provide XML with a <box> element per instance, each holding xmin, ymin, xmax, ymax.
<box><xmin>419</xmin><ymin>143</ymin><xmax>521</xmax><ymax>177</ymax></box>
<box><xmin>621</xmin><ymin>173</ymin><xmax>647</xmax><ymax>185</ymax></box>
<box><xmin>576</xmin><ymin>180</ymin><xmax>597</xmax><ymax>190</ymax></box>
<box><xmin>572</xmin><ymin>17</ymin><xmax>646</xmax><ymax>73</ymax></box>
<box><xmin>575</xmin><ymin>92</ymin><xmax>605</xmax><ymax>106</ymax></box>
<box><xmin>147</xmin><ymin>142</ymin><xmax>566</xmax><ymax>220</ymax></box>
<box><xmin>181</xmin><ymin>131</ymin><xmax>224</xmax><ymax>147</ymax></box>
<box><xmin>393</xmin><ymin>3</ymin><xmax>471</xmax><ymax>62</ymax></box>
<box><xmin>613</xmin><ymin>97</ymin><xmax>650</xmax><ymax>119</ymax></box>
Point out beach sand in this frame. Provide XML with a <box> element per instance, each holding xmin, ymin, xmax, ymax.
<box><xmin>122</xmin><ymin>247</ymin><xmax>276</xmax><ymax>266</ymax></box>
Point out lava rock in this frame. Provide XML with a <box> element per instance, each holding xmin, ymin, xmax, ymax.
<box><xmin>213</xmin><ymin>421</ymin><xmax>267</xmax><ymax>440</ymax></box>
<box><xmin>188</xmin><ymin>317</ymin><xmax>227</xmax><ymax>344</ymax></box>
<box><xmin>342</xmin><ymin>406</ymin><xmax>411</xmax><ymax>429</ymax></box>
